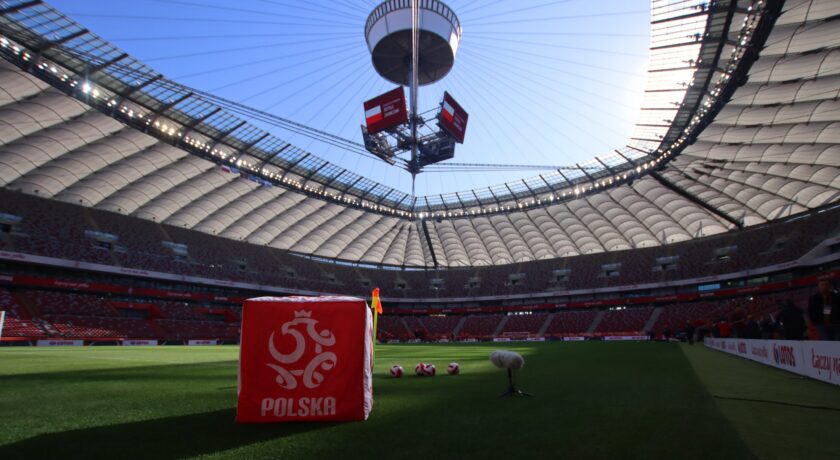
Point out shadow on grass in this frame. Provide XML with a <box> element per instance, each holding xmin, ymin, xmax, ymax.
<box><xmin>0</xmin><ymin>360</ymin><xmax>327</xmax><ymax>460</ymax></box>
<box><xmin>0</xmin><ymin>343</ymin><xmax>755</xmax><ymax>459</ymax></box>
<box><xmin>0</xmin><ymin>360</ymin><xmax>239</xmax><ymax>381</ymax></box>
<box><xmin>0</xmin><ymin>408</ymin><xmax>333</xmax><ymax>460</ymax></box>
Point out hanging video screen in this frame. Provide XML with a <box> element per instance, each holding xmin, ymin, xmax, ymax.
<box><xmin>363</xmin><ymin>87</ymin><xmax>408</xmax><ymax>134</ymax></box>
<box><xmin>439</xmin><ymin>91</ymin><xmax>468</xmax><ymax>143</ymax></box>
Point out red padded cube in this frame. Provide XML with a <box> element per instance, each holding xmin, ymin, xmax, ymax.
<box><xmin>236</xmin><ymin>296</ymin><xmax>373</xmax><ymax>423</ymax></box>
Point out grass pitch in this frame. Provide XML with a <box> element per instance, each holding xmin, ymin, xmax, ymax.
<box><xmin>1</xmin><ymin>342</ymin><xmax>839</xmax><ymax>459</ymax></box>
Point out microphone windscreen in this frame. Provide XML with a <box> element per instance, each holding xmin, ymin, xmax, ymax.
<box><xmin>490</xmin><ymin>350</ymin><xmax>524</xmax><ymax>370</ymax></box>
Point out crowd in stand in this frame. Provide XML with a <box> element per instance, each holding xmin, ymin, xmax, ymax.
<box><xmin>664</xmin><ymin>281</ymin><xmax>839</xmax><ymax>343</ymax></box>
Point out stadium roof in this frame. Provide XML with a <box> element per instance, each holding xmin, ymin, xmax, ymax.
<box><xmin>1</xmin><ymin>0</ymin><xmax>839</xmax><ymax>267</ymax></box>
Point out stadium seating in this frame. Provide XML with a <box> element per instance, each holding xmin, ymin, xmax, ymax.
<box><xmin>500</xmin><ymin>313</ymin><xmax>549</xmax><ymax>337</ymax></box>
<box><xmin>0</xmin><ymin>282</ymin><xmax>822</xmax><ymax>342</ymax></box>
<box><xmin>25</xmin><ymin>290</ymin><xmax>118</xmax><ymax>317</ymax></box>
<box><xmin>156</xmin><ymin>302</ymin><xmax>205</xmax><ymax>320</ymax></box>
<box><xmin>43</xmin><ymin>314</ymin><xmax>159</xmax><ymax>339</ymax></box>
<box><xmin>402</xmin><ymin>316</ymin><xmax>427</xmax><ymax>339</ymax></box>
<box><xmin>1</xmin><ymin>189</ymin><xmax>838</xmax><ymax>298</ymax></box>
<box><xmin>420</xmin><ymin>315</ymin><xmax>462</xmax><ymax>339</ymax></box>
<box><xmin>0</xmin><ymin>315</ymin><xmax>48</xmax><ymax>338</ymax></box>
<box><xmin>0</xmin><ymin>287</ymin><xmax>242</xmax><ymax>341</ymax></box>
<box><xmin>157</xmin><ymin>319</ymin><xmax>237</xmax><ymax>340</ymax></box>
<box><xmin>458</xmin><ymin>315</ymin><xmax>503</xmax><ymax>340</ymax></box>
<box><xmin>595</xmin><ymin>307</ymin><xmax>654</xmax><ymax>335</ymax></box>
<box><xmin>544</xmin><ymin>310</ymin><xmax>599</xmax><ymax>337</ymax></box>
<box><xmin>376</xmin><ymin>315</ymin><xmax>411</xmax><ymax>341</ymax></box>
<box><xmin>652</xmin><ymin>288</ymin><xmax>809</xmax><ymax>337</ymax></box>
<box><xmin>0</xmin><ymin>190</ymin><xmax>832</xmax><ymax>342</ymax></box>
<box><xmin>0</xmin><ymin>288</ymin><xmax>47</xmax><ymax>338</ymax></box>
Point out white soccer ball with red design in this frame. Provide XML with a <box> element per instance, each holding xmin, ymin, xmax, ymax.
<box><xmin>447</xmin><ymin>362</ymin><xmax>460</xmax><ymax>375</ymax></box>
<box><xmin>415</xmin><ymin>362</ymin><xmax>436</xmax><ymax>376</ymax></box>
<box><xmin>389</xmin><ymin>365</ymin><xmax>404</xmax><ymax>378</ymax></box>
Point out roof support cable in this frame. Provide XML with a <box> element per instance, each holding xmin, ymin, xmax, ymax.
<box><xmin>649</xmin><ymin>170</ymin><xmax>743</xmax><ymax>229</ymax></box>
<box><xmin>420</xmin><ymin>219</ymin><xmax>439</xmax><ymax>269</ymax></box>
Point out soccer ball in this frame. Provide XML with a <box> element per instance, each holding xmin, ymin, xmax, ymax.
<box><xmin>447</xmin><ymin>362</ymin><xmax>460</xmax><ymax>375</ymax></box>
<box><xmin>389</xmin><ymin>365</ymin><xmax>403</xmax><ymax>378</ymax></box>
<box><xmin>415</xmin><ymin>362</ymin><xmax>436</xmax><ymax>376</ymax></box>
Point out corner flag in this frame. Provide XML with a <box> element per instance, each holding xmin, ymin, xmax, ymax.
<box><xmin>371</xmin><ymin>288</ymin><xmax>383</xmax><ymax>315</ymax></box>
<box><xmin>371</xmin><ymin>288</ymin><xmax>382</xmax><ymax>354</ymax></box>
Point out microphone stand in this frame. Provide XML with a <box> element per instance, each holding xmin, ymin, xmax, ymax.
<box><xmin>499</xmin><ymin>368</ymin><xmax>533</xmax><ymax>397</ymax></box>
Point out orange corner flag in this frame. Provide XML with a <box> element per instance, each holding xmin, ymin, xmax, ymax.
<box><xmin>371</xmin><ymin>288</ymin><xmax>383</xmax><ymax>314</ymax></box>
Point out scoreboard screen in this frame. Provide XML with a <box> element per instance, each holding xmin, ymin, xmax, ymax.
<box><xmin>438</xmin><ymin>91</ymin><xmax>468</xmax><ymax>143</ymax></box>
<box><xmin>364</xmin><ymin>87</ymin><xmax>408</xmax><ymax>134</ymax></box>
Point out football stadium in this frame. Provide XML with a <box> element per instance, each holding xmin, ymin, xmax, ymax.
<box><xmin>1</xmin><ymin>0</ymin><xmax>840</xmax><ymax>458</ymax></box>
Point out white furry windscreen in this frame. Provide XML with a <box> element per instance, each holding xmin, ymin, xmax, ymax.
<box><xmin>490</xmin><ymin>350</ymin><xmax>524</xmax><ymax>370</ymax></box>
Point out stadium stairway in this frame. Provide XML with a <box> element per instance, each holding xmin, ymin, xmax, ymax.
<box><xmin>537</xmin><ymin>313</ymin><xmax>555</xmax><ymax>336</ymax></box>
<box><xmin>644</xmin><ymin>307</ymin><xmax>663</xmax><ymax>332</ymax></box>
<box><xmin>34</xmin><ymin>318</ymin><xmax>57</xmax><ymax>337</ymax></box>
<box><xmin>587</xmin><ymin>310</ymin><xmax>605</xmax><ymax>333</ymax></box>
<box><xmin>416</xmin><ymin>317</ymin><xmax>429</xmax><ymax>334</ymax></box>
<box><xmin>398</xmin><ymin>317</ymin><xmax>413</xmax><ymax>337</ymax></box>
<box><xmin>10</xmin><ymin>291</ymin><xmax>38</xmax><ymax>319</ymax></box>
<box><xmin>451</xmin><ymin>316</ymin><xmax>467</xmax><ymax>337</ymax></box>
<box><xmin>10</xmin><ymin>291</ymin><xmax>60</xmax><ymax>336</ymax></box>
<box><xmin>493</xmin><ymin>315</ymin><xmax>509</xmax><ymax>336</ymax></box>
<box><xmin>147</xmin><ymin>320</ymin><xmax>169</xmax><ymax>340</ymax></box>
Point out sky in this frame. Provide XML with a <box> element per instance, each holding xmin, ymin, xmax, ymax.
<box><xmin>47</xmin><ymin>0</ymin><xmax>652</xmax><ymax>198</ymax></box>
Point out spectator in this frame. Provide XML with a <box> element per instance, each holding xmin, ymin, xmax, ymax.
<box><xmin>744</xmin><ymin>315</ymin><xmax>761</xmax><ymax>339</ymax></box>
<box><xmin>683</xmin><ymin>320</ymin><xmax>695</xmax><ymax>345</ymax></box>
<box><xmin>718</xmin><ymin>319</ymin><xmax>731</xmax><ymax>338</ymax></box>
<box><xmin>731</xmin><ymin>307</ymin><xmax>747</xmax><ymax>338</ymax></box>
<box><xmin>777</xmin><ymin>300</ymin><xmax>806</xmax><ymax>340</ymax></box>
<box><xmin>759</xmin><ymin>315</ymin><xmax>775</xmax><ymax>339</ymax></box>
<box><xmin>695</xmin><ymin>322</ymin><xmax>710</xmax><ymax>341</ymax></box>
<box><xmin>807</xmin><ymin>278</ymin><xmax>839</xmax><ymax>340</ymax></box>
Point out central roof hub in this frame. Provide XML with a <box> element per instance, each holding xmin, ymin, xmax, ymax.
<box><xmin>364</xmin><ymin>0</ymin><xmax>462</xmax><ymax>86</ymax></box>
